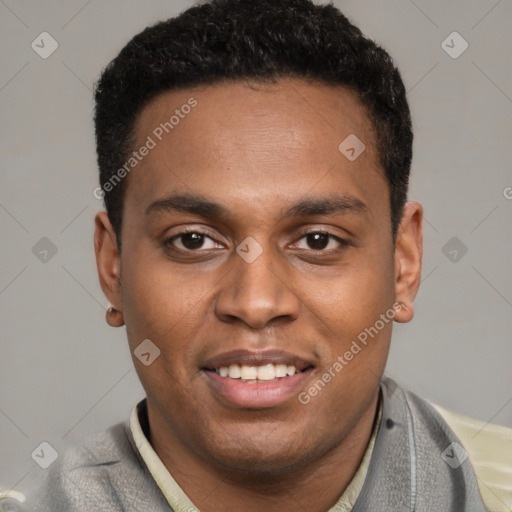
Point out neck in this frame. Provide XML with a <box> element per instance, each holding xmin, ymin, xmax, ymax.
<box><xmin>146</xmin><ymin>391</ymin><xmax>380</xmax><ymax>512</ymax></box>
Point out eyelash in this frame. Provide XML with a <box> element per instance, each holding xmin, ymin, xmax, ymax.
<box><xmin>163</xmin><ymin>229</ymin><xmax>351</xmax><ymax>254</ymax></box>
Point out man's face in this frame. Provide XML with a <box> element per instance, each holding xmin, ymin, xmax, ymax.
<box><xmin>97</xmin><ymin>79</ymin><xmax>417</xmax><ymax>473</ymax></box>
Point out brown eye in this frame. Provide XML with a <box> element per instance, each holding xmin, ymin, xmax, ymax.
<box><xmin>294</xmin><ymin>231</ymin><xmax>347</xmax><ymax>252</ymax></box>
<box><xmin>180</xmin><ymin>232</ymin><xmax>205</xmax><ymax>250</ymax></box>
<box><xmin>165</xmin><ymin>231</ymin><xmax>223</xmax><ymax>252</ymax></box>
<box><xmin>306</xmin><ymin>232</ymin><xmax>330</xmax><ymax>250</ymax></box>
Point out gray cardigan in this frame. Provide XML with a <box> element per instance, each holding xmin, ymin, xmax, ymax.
<box><xmin>26</xmin><ymin>377</ymin><xmax>488</xmax><ymax>511</ymax></box>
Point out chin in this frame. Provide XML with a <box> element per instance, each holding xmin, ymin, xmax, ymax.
<box><xmin>204</xmin><ymin>434</ymin><xmax>318</xmax><ymax>477</ymax></box>
<box><xmin>216</xmin><ymin>451</ymin><xmax>306</xmax><ymax>476</ymax></box>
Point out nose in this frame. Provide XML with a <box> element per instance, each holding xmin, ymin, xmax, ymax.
<box><xmin>214</xmin><ymin>244</ymin><xmax>300</xmax><ymax>329</ymax></box>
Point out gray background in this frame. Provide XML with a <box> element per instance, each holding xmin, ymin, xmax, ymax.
<box><xmin>1</xmin><ymin>0</ymin><xmax>511</xmax><ymax>496</ymax></box>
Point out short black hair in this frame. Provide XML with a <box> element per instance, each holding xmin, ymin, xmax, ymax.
<box><xmin>94</xmin><ymin>0</ymin><xmax>412</xmax><ymax>249</ymax></box>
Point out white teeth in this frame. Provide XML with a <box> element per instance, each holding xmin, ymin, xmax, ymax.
<box><xmin>216</xmin><ymin>363</ymin><xmax>301</xmax><ymax>381</ymax></box>
<box><xmin>240</xmin><ymin>365</ymin><xmax>258</xmax><ymax>380</ymax></box>
<box><xmin>257</xmin><ymin>364</ymin><xmax>275</xmax><ymax>381</ymax></box>
<box><xmin>286</xmin><ymin>366</ymin><xmax>296</xmax><ymax>376</ymax></box>
<box><xmin>228</xmin><ymin>364</ymin><xmax>241</xmax><ymax>378</ymax></box>
<box><xmin>275</xmin><ymin>364</ymin><xmax>288</xmax><ymax>377</ymax></box>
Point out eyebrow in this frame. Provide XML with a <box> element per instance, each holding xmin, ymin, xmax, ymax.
<box><xmin>146</xmin><ymin>194</ymin><xmax>229</xmax><ymax>218</ymax></box>
<box><xmin>282</xmin><ymin>195</ymin><xmax>367</xmax><ymax>218</ymax></box>
<box><xmin>145</xmin><ymin>193</ymin><xmax>367</xmax><ymax>219</ymax></box>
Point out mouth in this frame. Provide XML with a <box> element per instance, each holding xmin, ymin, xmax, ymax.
<box><xmin>203</xmin><ymin>362</ymin><xmax>313</xmax><ymax>384</ymax></box>
<box><xmin>201</xmin><ymin>350</ymin><xmax>315</xmax><ymax>408</ymax></box>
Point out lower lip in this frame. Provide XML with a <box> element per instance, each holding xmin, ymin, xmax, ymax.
<box><xmin>203</xmin><ymin>369</ymin><xmax>313</xmax><ymax>408</ymax></box>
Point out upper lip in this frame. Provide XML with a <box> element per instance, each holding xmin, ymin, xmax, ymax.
<box><xmin>202</xmin><ymin>349</ymin><xmax>315</xmax><ymax>372</ymax></box>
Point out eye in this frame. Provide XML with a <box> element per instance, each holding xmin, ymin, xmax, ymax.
<box><xmin>294</xmin><ymin>231</ymin><xmax>348</xmax><ymax>251</ymax></box>
<box><xmin>166</xmin><ymin>231</ymin><xmax>223</xmax><ymax>251</ymax></box>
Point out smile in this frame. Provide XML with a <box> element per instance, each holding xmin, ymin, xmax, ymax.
<box><xmin>213</xmin><ymin>363</ymin><xmax>306</xmax><ymax>383</ymax></box>
<box><xmin>203</xmin><ymin>366</ymin><xmax>314</xmax><ymax>408</ymax></box>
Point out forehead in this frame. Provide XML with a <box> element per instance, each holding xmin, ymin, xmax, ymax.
<box><xmin>125</xmin><ymin>78</ymin><xmax>387</xmax><ymax>219</ymax></box>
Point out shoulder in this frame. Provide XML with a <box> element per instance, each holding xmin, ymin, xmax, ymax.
<box><xmin>26</xmin><ymin>422</ymin><xmax>169</xmax><ymax>511</ymax></box>
<box><xmin>46</xmin><ymin>421</ymin><xmax>137</xmax><ymax>478</ymax></box>
<box><xmin>431</xmin><ymin>401</ymin><xmax>512</xmax><ymax>512</ymax></box>
<box><xmin>381</xmin><ymin>377</ymin><xmax>512</xmax><ymax>511</ymax></box>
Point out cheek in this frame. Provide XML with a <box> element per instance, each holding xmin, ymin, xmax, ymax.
<box><xmin>298</xmin><ymin>252</ymin><xmax>396</xmax><ymax>393</ymax></box>
<box><xmin>307</xmin><ymin>253</ymin><xmax>395</xmax><ymax>334</ymax></box>
<box><xmin>120</xmin><ymin>258</ymin><xmax>211</xmax><ymax>405</ymax></box>
<box><xmin>120</xmin><ymin>244</ymin><xmax>213</xmax><ymax>335</ymax></box>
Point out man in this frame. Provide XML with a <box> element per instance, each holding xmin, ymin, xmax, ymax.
<box><xmin>26</xmin><ymin>0</ymin><xmax>511</xmax><ymax>511</ymax></box>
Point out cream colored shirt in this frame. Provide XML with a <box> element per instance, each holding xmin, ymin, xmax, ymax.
<box><xmin>431</xmin><ymin>402</ymin><xmax>512</xmax><ymax>512</ymax></box>
<box><xmin>130</xmin><ymin>399</ymin><xmax>512</xmax><ymax>512</ymax></box>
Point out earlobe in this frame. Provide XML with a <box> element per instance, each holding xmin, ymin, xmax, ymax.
<box><xmin>393</xmin><ymin>202</ymin><xmax>423</xmax><ymax>324</ymax></box>
<box><xmin>94</xmin><ymin>211</ymin><xmax>124</xmax><ymax>327</ymax></box>
<box><xmin>105</xmin><ymin>305</ymin><xmax>125</xmax><ymax>327</ymax></box>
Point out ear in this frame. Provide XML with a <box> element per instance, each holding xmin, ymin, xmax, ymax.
<box><xmin>94</xmin><ymin>211</ymin><xmax>123</xmax><ymax>322</ymax></box>
<box><xmin>393</xmin><ymin>201</ymin><xmax>423</xmax><ymax>323</ymax></box>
